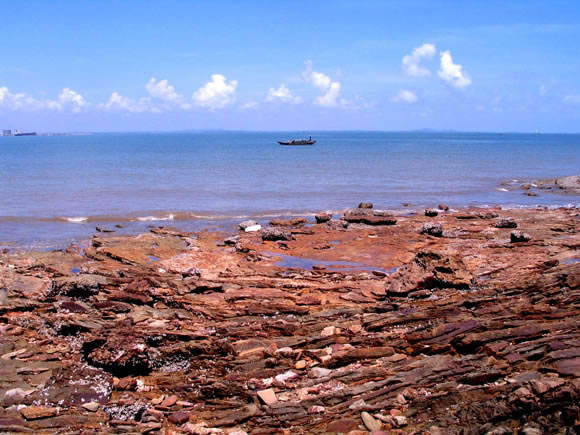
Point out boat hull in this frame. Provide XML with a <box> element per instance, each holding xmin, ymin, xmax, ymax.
<box><xmin>278</xmin><ymin>141</ymin><xmax>316</xmax><ymax>146</ymax></box>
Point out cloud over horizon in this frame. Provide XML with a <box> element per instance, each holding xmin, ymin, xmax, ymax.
<box><xmin>303</xmin><ymin>61</ymin><xmax>345</xmax><ymax>107</ymax></box>
<box><xmin>266</xmin><ymin>84</ymin><xmax>302</xmax><ymax>104</ymax></box>
<box><xmin>0</xmin><ymin>86</ymin><xmax>87</xmax><ymax>112</ymax></box>
<box><xmin>402</xmin><ymin>43</ymin><xmax>436</xmax><ymax>77</ymax></box>
<box><xmin>391</xmin><ymin>89</ymin><xmax>418</xmax><ymax>103</ymax></box>
<box><xmin>193</xmin><ymin>74</ymin><xmax>238</xmax><ymax>110</ymax></box>
<box><xmin>438</xmin><ymin>50</ymin><xmax>472</xmax><ymax>88</ymax></box>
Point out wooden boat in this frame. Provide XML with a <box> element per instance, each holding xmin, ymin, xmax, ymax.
<box><xmin>278</xmin><ymin>136</ymin><xmax>316</xmax><ymax>146</ymax></box>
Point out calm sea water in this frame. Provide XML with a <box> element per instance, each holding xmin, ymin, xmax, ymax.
<box><xmin>1</xmin><ymin>131</ymin><xmax>578</xmax><ymax>248</ymax></box>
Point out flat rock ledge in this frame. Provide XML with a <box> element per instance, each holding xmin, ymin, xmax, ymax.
<box><xmin>0</xmin><ymin>206</ymin><xmax>579</xmax><ymax>433</ymax></box>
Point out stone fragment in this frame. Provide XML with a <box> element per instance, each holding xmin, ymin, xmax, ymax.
<box><xmin>358</xmin><ymin>202</ymin><xmax>373</xmax><ymax>209</ymax></box>
<box><xmin>309</xmin><ymin>406</ymin><xmax>325</xmax><ymax>414</ymax></box>
<box><xmin>168</xmin><ymin>411</ymin><xmax>190</xmax><ymax>425</ymax></box>
<box><xmin>438</xmin><ymin>204</ymin><xmax>449</xmax><ymax>211</ymax></box>
<box><xmin>81</xmin><ymin>402</ymin><xmax>99</xmax><ymax>412</ymax></box>
<box><xmin>261</xmin><ymin>228</ymin><xmax>294</xmax><ymax>241</ymax></box>
<box><xmin>326</xmin><ymin>419</ymin><xmax>359</xmax><ymax>433</ymax></box>
<box><xmin>321</xmin><ymin>326</ymin><xmax>337</xmax><ymax>337</ymax></box>
<box><xmin>160</xmin><ymin>394</ymin><xmax>178</xmax><ymax>408</ymax></box>
<box><xmin>361</xmin><ymin>412</ymin><xmax>381</xmax><ymax>431</ymax></box>
<box><xmin>239</xmin><ymin>220</ymin><xmax>258</xmax><ymax>231</ymax></box>
<box><xmin>315</xmin><ymin>212</ymin><xmax>332</xmax><ymax>223</ymax></box>
<box><xmin>388</xmin><ymin>250</ymin><xmax>473</xmax><ymax>295</ymax></box>
<box><xmin>257</xmin><ymin>388</ymin><xmax>277</xmax><ymax>405</ymax></box>
<box><xmin>495</xmin><ymin>217</ymin><xmax>518</xmax><ymax>228</ymax></box>
<box><xmin>419</xmin><ymin>222</ymin><xmax>443</xmax><ymax>237</ymax></box>
<box><xmin>311</xmin><ymin>367</ymin><xmax>332</xmax><ymax>378</ymax></box>
<box><xmin>295</xmin><ymin>360</ymin><xmax>307</xmax><ymax>370</ymax></box>
<box><xmin>510</xmin><ymin>230</ymin><xmax>531</xmax><ymax>243</ymax></box>
<box><xmin>425</xmin><ymin>208</ymin><xmax>439</xmax><ymax>217</ymax></box>
<box><xmin>20</xmin><ymin>406</ymin><xmax>58</xmax><ymax>420</ymax></box>
<box><xmin>269</xmin><ymin>217</ymin><xmax>307</xmax><ymax>227</ymax></box>
<box><xmin>244</xmin><ymin>224</ymin><xmax>261</xmax><ymax>232</ymax></box>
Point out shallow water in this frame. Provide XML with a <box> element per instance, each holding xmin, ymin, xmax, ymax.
<box><xmin>0</xmin><ymin>131</ymin><xmax>578</xmax><ymax>248</ymax></box>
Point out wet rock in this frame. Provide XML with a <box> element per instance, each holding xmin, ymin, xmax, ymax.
<box><xmin>438</xmin><ymin>204</ymin><xmax>449</xmax><ymax>211</ymax></box>
<box><xmin>343</xmin><ymin>212</ymin><xmax>397</xmax><ymax>226</ymax></box>
<box><xmin>50</xmin><ymin>274</ymin><xmax>108</xmax><ymax>298</ymax></box>
<box><xmin>84</xmin><ymin>336</ymin><xmax>152</xmax><ymax>376</ymax></box>
<box><xmin>315</xmin><ymin>212</ymin><xmax>332</xmax><ymax>223</ymax></box>
<box><xmin>510</xmin><ymin>230</ymin><xmax>532</xmax><ymax>243</ymax></box>
<box><xmin>261</xmin><ymin>228</ymin><xmax>295</xmax><ymax>242</ymax></box>
<box><xmin>495</xmin><ymin>217</ymin><xmax>518</xmax><ymax>228</ymax></box>
<box><xmin>478</xmin><ymin>211</ymin><xmax>499</xmax><ymax>219</ymax></box>
<box><xmin>327</xmin><ymin>219</ymin><xmax>349</xmax><ymax>229</ymax></box>
<box><xmin>269</xmin><ymin>217</ymin><xmax>307</xmax><ymax>227</ymax></box>
<box><xmin>239</xmin><ymin>220</ymin><xmax>258</xmax><ymax>231</ymax></box>
<box><xmin>425</xmin><ymin>209</ymin><xmax>439</xmax><ymax>217</ymax></box>
<box><xmin>359</xmin><ymin>202</ymin><xmax>373</xmax><ymax>209</ymax></box>
<box><xmin>388</xmin><ymin>251</ymin><xmax>473</xmax><ymax>295</ymax></box>
<box><xmin>419</xmin><ymin>222</ymin><xmax>443</xmax><ymax>237</ymax></box>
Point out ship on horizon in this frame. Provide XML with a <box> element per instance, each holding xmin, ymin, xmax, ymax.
<box><xmin>278</xmin><ymin>135</ymin><xmax>316</xmax><ymax>146</ymax></box>
<box><xmin>14</xmin><ymin>130</ymin><xmax>37</xmax><ymax>136</ymax></box>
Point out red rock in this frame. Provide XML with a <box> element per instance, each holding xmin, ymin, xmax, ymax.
<box><xmin>168</xmin><ymin>411</ymin><xmax>190</xmax><ymax>425</ymax></box>
<box><xmin>20</xmin><ymin>407</ymin><xmax>58</xmax><ymax>420</ymax></box>
<box><xmin>160</xmin><ymin>394</ymin><xmax>178</xmax><ymax>408</ymax></box>
<box><xmin>257</xmin><ymin>388</ymin><xmax>277</xmax><ymax>405</ymax></box>
<box><xmin>270</xmin><ymin>218</ymin><xmax>307</xmax><ymax>227</ymax></box>
<box><xmin>326</xmin><ymin>418</ymin><xmax>360</xmax><ymax>433</ymax></box>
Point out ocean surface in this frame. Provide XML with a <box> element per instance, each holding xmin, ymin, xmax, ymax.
<box><xmin>1</xmin><ymin>131</ymin><xmax>578</xmax><ymax>249</ymax></box>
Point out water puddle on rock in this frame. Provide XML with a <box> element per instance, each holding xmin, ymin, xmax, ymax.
<box><xmin>561</xmin><ymin>257</ymin><xmax>580</xmax><ymax>265</ymax></box>
<box><xmin>263</xmin><ymin>251</ymin><xmax>390</xmax><ymax>273</ymax></box>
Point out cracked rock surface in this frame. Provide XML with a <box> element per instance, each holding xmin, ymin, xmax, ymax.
<box><xmin>0</xmin><ymin>206</ymin><xmax>578</xmax><ymax>433</ymax></box>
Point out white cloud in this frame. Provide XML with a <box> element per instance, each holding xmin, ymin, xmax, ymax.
<box><xmin>302</xmin><ymin>60</ymin><xmax>345</xmax><ymax>107</ymax></box>
<box><xmin>563</xmin><ymin>95</ymin><xmax>580</xmax><ymax>104</ymax></box>
<box><xmin>0</xmin><ymin>86</ymin><xmax>87</xmax><ymax>112</ymax></box>
<box><xmin>99</xmin><ymin>92</ymin><xmax>159</xmax><ymax>113</ymax></box>
<box><xmin>266</xmin><ymin>84</ymin><xmax>302</xmax><ymax>104</ymax></box>
<box><xmin>193</xmin><ymin>74</ymin><xmax>237</xmax><ymax>109</ymax></box>
<box><xmin>239</xmin><ymin>101</ymin><xmax>259</xmax><ymax>110</ymax></box>
<box><xmin>402</xmin><ymin>43</ymin><xmax>436</xmax><ymax>77</ymax></box>
<box><xmin>52</xmin><ymin>88</ymin><xmax>87</xmax><ymax>112</ymax></box>
<box><xmin>145</xmin><ymin>78</ymin><xmax>190</xmax><ymax>109</ymax></box>
<box><xmin>391</xmin><ymin>89</ymin><xmax>418</xmax><ymax>103</ymax></box>
<box><xmin>0</xmin><ymin>86</ymin><xmax>44</xmax><ymax>110</ymax></box>
<box><xmin>438</xmin><ymin>50</ymin><xmax>472</xmax><ymax>88</ymax></box>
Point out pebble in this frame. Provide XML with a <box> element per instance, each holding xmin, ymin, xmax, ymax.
<box><xmin>81</xmin><ymin>402</ymin><xmax>99</xmax><ymax>412</ymax></box>
<box><xmin>257</xmin><ymin>388</ymin><xmax>277</xmax><ymax>405</ymax></box>
<box><xmin>362</xmin><ymin>411</ymin><xmax>382</xmax><ymax>431</ymax></box>
<box><xmin>295</xmin><ymin>360</ymin><xmax>307</xmax><ymax>370</ymax></box>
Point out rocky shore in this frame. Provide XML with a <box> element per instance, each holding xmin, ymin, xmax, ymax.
<box><xmin>501</xmin><ymin>175</ymin><xmax>580</xmax><ymax>197</ymax></box>
<box><xmin>0</xmin><ymin>206</ymin><xmax>578</xmax><ymax>434</ymax></box>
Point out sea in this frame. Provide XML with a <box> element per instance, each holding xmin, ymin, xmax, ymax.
<box><xmin>1</xmin><ymin>131</ymin><xmax>578</xmax><ymax>249</ymax></box>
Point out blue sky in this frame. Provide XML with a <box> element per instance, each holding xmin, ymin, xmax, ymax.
<box><xmin>1</xmin><ymin>0</ymin><xmax>579</xmax><ymax>132</ymax></box>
